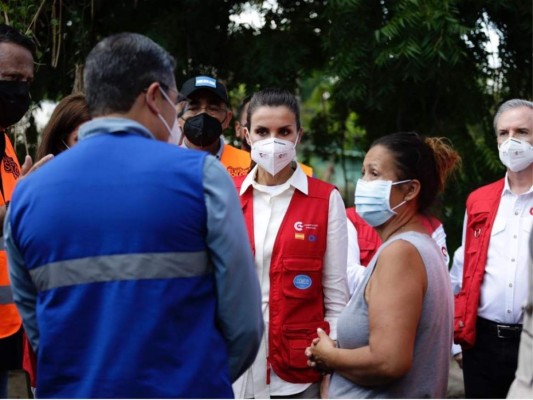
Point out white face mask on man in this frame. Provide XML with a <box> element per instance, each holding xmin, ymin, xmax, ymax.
<box><xmin>158</xmin><ymin>88</ymin><xmax>183</xmax><ymax>145</ymax></box>
<box><xmin>498</xmin><ymin>137</ymin><xmax>533</xmax><ymax>172</ymax></box>
<box><xmin>250</xmin><ymin>136</ymin><xmax>297</xmax><ymax>176</ymax></box>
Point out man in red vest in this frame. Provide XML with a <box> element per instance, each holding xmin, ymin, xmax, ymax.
<box><xmin>453</xmin><ymin>99</ymin><xmax>533</xmax><ymax>398</ymax></box>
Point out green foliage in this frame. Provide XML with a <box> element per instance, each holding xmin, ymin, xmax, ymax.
<box><xmin>1</xmin><ymin>0</ymin><xmax>530</xmax><ymax>255</ymax></box>
<box><xmin>318</xmin><ymin>0</ymin><xmax>531</xmax><ymax>252</ymax></box>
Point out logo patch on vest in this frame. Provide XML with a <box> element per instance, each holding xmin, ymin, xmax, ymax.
<box><xmin>3</xmin><ymin>155</ymin><xmax>20</xmax><ymax>179</ymax></box>
<box><xmin>293</xmin><ymin>221</ymin><xmax>319</xmax><ymax>232</ymax></box>
<box><xmin>293</xmin><ymin>274</ymin><xmax>312</xmax><ymax>290</ymax></box>
<box><xmin>295</xmin><ymin>233</ymin><xmax>305</xmax><ymax>240</ymax></box>
<box><xmin>308</xmin><ymin>234</ymin><xmax>317</xmax><ymax>242</ymax></box>
<box><xmin>227</xmin><ymin>166</ymin><xmax>248</xmax><ymax>177</ymax></box>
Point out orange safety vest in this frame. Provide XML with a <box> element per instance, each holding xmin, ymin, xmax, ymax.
<box><xmin>220</xmin><ymin>144</ymin><xmax>252</xmax><ymax>177</ymax></box>
<box><xmin>220</xmin><ymin>143</ymin><xmax>314</xmax><ymax>178</ymax></box>
<box><xmin>0</xmin><ymin>132</ymin><xmax>22</xmax><ymax>339</ymax></box>
<box><xmin>299</xmin><ymin>163</ymin><xmax>313</xmax><ymax>177</ymax></box>
<box><xmin>239</xmin><ymin>176</ymin><xmax>332</xmax><ymax>384</ymax></box>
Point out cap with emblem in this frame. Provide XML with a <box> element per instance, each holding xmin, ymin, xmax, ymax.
<box><xmin>180</xmin><ymin>76</ymin><xmax>229</xmax><ymax>105</ymax></box>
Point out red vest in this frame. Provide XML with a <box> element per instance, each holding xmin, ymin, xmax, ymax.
<box><xmin>454</xmin><ymin>179</ymin><xmax>504</xmax><ymax>349</ymax></box>
<box><xmin>239</xmin><ymin>176</ymin><xmax>333</xmax><ymax>383</ymax></box>
<box><xmin>346</xmin><ymin>207</ymin><xmax>381</xmax><ymax>267</ymax></box>
<box><xmin>347</xmin><ymin>208</ymin><xmax>446</xmax><ymax>267</ymax></box>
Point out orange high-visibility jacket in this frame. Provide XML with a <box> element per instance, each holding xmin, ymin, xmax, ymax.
<box><xmin>0</xmin><ymin>132</ymin><xmax>22</xmax><ymax>339</ymax></box>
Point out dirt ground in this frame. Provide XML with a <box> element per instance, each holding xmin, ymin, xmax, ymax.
<box><xmin>7</xmin><ymin>357</ymin><xmax>466</xmax><ymax>399</ymax></box>
<box><xmin>7</xmin><ymin>370</ymin><xmax>31</xmax><ymax>399</ymax></box>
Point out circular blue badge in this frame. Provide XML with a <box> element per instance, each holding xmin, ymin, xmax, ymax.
<box><xmin>293</xmin><ymin>274</ymin><xmax>312</xmax><ymax>290</ymax></box>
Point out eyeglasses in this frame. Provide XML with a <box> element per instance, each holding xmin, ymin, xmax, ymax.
<box><xmin>159</xmin><ymin>83</ymin><xmax>185</xmax><ymax>105</ymax></box>
<box><xmin>182</xmin><ymin>102</ymin><xmax>227</xmax><ymax>119</ymax></box>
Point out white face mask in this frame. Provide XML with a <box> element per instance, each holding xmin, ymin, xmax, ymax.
<box><xmin>158</xmin><ymin>88</ymin><xmax>183</xmax><ymax>145</ymax></box>
<box><xmin>250</xmin><ymin>136</ymin><xmax>297</xmax><ymax>176</ymax></box>
<box><xmin>498</xmin><ymin>138</ymin><xmax>533</xmax><ymax>172</ymax></box>
<box><xmin>354</xmin><ymin>178</ymin><xmax>411</xmax><ymax>227</ymax></box>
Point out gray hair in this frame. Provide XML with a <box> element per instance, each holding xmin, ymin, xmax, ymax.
<box><xmin>493</xmin><ymin>99</ymin><xmax>533</xmax><ymax>134</ymax></box>
<box><xmin>83</xmin><ymin>32</ymin><xmax>176</xmax><ymax>117</ymax></box>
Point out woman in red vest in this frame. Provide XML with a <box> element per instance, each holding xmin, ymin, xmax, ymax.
<box><xmin>232</xmin><ymin>88</ymin><xmax>349</xmax><ymax>398</ymax></box>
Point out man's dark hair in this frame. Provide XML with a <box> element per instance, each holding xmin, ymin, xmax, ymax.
<box><xmin>83</xmin><ymin>32</ymin><xmax>176</xmax><ymax>116</ymax></box>
<box><xmin>0</xmin><ymin>24</ymin><xmax>36</xmax><ymax>56</ymax></box>
<box><xmin>236</xmin><ymin>95</ymin><xmax>252</xmax><ymax>123</ymax></box>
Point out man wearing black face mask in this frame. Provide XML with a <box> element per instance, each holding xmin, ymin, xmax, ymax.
<box><xmin>0</xmin><ymin>23</ymin><xmax>51</xmax><ymax>398</ymax></box>
<box><xmin>178</xmin><ymin>76</ymin><xmax>252</xmax><ymax>178</ymax></box>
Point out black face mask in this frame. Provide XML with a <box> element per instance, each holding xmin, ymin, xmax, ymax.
<box><xmin>183</xmin><ymin>113</ymin><xmax>222</xmax><ymax>147</ymax></box>
<box><xmin>0</xmin><ymin>80</ymin><xmax>31</xmax><ymax>129</ymax></box>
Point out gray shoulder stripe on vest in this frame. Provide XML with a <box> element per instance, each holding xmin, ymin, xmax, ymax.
<box><xmin>0</xmin><ymin>285</ymin><xmax>14</xmax><ymax>305</ymax></box>
<box><xmin>29</xmin><ymin>251</ymin><xmax>212</xmax><ymax>291</ymax></box>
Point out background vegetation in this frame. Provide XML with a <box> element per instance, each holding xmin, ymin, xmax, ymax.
<box><xmin>1</xmin><ymin>0</ymin><xmax>531</xmax><ymax>259</ymax></box>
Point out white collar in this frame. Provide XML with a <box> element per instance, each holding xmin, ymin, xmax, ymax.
<box><xmin>240</xmin><ymin>162</ymin><xmax>308</xmax><ymax>196</ymax></box>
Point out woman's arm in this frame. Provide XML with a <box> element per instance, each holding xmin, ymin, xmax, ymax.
<box><xmin>307</xmin><ymin>239</ymin><xmax>427</xmax><ymax>386</ymax></box>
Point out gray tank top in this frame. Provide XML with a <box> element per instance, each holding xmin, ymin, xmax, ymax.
<box><xmin>329</xmin><ymin>231</ymin><xmax>453</xmax><ymax>398</ymax></box>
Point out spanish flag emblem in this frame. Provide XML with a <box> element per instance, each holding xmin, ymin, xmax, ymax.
<box><xmin>295</xmin><ymin>233</ymin><xmax>305</xmax><ymax>240</ymax></box>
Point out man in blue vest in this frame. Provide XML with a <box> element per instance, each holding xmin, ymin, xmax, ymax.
<box><xmin>5</xmin><ymin>32</ymin><xmax>263</xmax><ymax>398</ymax></box>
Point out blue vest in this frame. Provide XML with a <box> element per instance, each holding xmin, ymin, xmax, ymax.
<box><xmin>10</xmin><ymin>129</ymin><xmax>233</xmax><ymax>398</ymax></box>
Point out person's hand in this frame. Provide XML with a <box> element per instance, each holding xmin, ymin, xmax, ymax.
<box><xmin>20</xmin><ymin>154</ymin><xmax>54</xmax><ymax>180</ymax></box>
<box><xmin>305</xmin><ymin>328</ymin><xmax>336</xmax><ymax>374</ymax></box>
<box><xmin>453</xmin><ymin>352</ymin><xmax>463</xmax><ymax>369</ymax></box>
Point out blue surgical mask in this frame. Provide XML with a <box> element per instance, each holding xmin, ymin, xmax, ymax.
<box><xmin>354</xmin><ymin>178</ymin><xmax>411</xmax><ymax>227</ymax></box>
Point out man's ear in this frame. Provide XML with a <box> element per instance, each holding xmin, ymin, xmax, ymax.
<box><xmin>145</xmin><ymin>82</ymin><xmax>163</xmax><ymax>114</ymax></box>
<box><xmin>222</xmin><ymin>109</ymin><xmax>233</xmax><ymax>130</ymax></box>
<box><xmin>244</xmin><ymin>127</ymin><xmax>252</xmax><ymax>146</ymax></box>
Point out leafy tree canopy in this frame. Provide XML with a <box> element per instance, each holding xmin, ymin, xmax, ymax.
<box><xmin>1</xmin><ymin>0</ymin><xmax>531</xmax><ymax>255</ymax></box>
